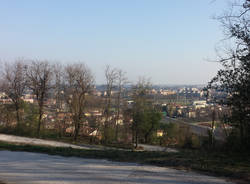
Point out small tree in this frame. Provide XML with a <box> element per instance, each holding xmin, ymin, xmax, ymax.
<box><xmin>143</xmin><ymin>109</ymin><xmax>162</xmax><ymax>144</ymax></box>
<box><xmin>131</xmin><ymin>78</ymin><xmax>151</xmax><ymax>148</ymax></box>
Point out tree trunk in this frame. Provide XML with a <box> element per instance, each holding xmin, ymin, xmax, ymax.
<box><xmin>115</xmin><ymin>108</ymin><xmax>120</xmax><ymax>142</ymax></box>
<box><xmin>74</xmin><ymin>120</ymin><xmax>80</xmax><ymax>141</ymax></box>
<box><xmin>37</xmin><ymin>102</ymin><xmax>44</xmax><ymax>137</ymax></box>
<box><xmin>115</xmin><ymin>88</ymin><xmax>121</xmax><ymax>142</ymax></box>
<box><xmin>15</xmin><ymin>103</ymin><xmax>20</xmax><ymax>130</ymax></box>
<box><xmin>135</xmin><ymin>131</ymin><xmax>138</xmax><ymax>149</ymax></box>
<box><xmin>37</xmin><ymin>111</ymin><xmax>42</xmax><ymax>137</ymax></box>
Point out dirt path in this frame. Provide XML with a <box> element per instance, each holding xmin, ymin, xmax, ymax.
<box><xmin>0</xmin><ymin>151</ymin><xmax>234</xmax><ymax>184</ymax></box>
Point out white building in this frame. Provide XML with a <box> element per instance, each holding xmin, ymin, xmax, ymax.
<box><xmin>193</xmin><ymin>100</ymin><xmax>207</xmax><ymax>109</ymax></box>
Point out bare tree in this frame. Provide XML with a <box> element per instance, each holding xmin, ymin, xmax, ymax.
<box><xmin>53</xmin><ymin>63</ymin><xmax>65</xmax><ymax>137</ymax></box>
<box><xmin>26</xmin><ymin>60</ymin><xmax>53</xmax><ymax>137</ymax></box>
<box><xmin>0</xmin><ymin>60</ymin><xmax>27</xmax><ymax>128</ymax></box>
<box><xmin>64</xmin><ymin>63</ymin><xmax>94</xmax><ymax>141</ymax></box>
<box><xmin>115</xmin><ymin>69</ymin><xmax>127</xmax><ymax>142</ymax></box>
<box><xmin>54</xmin><ymin>63</ymin><xmax>64</xmax><ymax>111</ymax></box>
<box><xmin>208</xmin><ymin>0</ymin><xmax>250</xmax><ymax>148</ymax></box>
<box><xmin>103</xmin><ymin>65</ymin><xmax>118</xmax><ymax>143</ymax></box>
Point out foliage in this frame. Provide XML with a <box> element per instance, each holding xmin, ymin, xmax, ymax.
<box><xmin>0</xmin><ymin>102</ymin><xmax>39</xmax><ymax>137</ymax></box>
<box><xmin>140</xmin><ymin>109</ymin><xmax>162</xmax><ymax>143</ymax></box>
<box><xmin>0</xmin><ymin>104</ymin><xmax>16</xmax><ymax>128</ymax></box>
<box><xmin>131</xmin><ymin>78</ymin><xmax>162</xmax><ymax>146</ymax></box>
<box><xmin>159</xmin><ymin>123</ymin><xmax>202</xmax><ymax>149</ymax></box>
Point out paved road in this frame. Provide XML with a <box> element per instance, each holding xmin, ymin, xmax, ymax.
<box><xmin>138</xmin><ymin>144</ymin><xmax>178</xmax><ymax>152</ymax></box>
<box><xmin>0</xmin><ymin>151</ymin><xmax>234</xmax><ymax>184</ymax></box>
<box><xmin>161</xmin><ymin>117</ymin><xmax>226</xmax><ymax>141</ymax></box>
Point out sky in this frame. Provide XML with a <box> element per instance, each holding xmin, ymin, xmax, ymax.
<box><xmin>0</xmin><ymin>0</ymin><xmax>229</xmax><ymax>85</ymax></box>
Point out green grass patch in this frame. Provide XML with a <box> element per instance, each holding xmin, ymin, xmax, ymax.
<box><xmin>0</xmin><ymin>141</ymin><xmax>249</xmax><ymax>183</ymax></box>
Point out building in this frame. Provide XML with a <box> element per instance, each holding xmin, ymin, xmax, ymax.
<box><xmin>193</xmin><ymin>100</ymin><xmax>207</xmax><ymax>109</ymax></box>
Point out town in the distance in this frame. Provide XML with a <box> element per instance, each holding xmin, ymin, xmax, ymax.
<box><xmin>0</xmin><ymin>0</ymin><xmax>249</xmax><ymax>183</ymax></box>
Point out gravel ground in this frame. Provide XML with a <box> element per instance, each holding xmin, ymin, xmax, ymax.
<box><xmin>0</xmin><ymin>134</ymin><xmax>178</xmax><ymax>152</ymax></box>
<box><xmin>0</xmin><ymin>134</ymin><xmax>93</xmax><ymax>150</ymax></box>
<box><xmin>138</xmin><ymin>144</ymin><xmax>178</xmax><ymax>152</ymax></box>
<box><xmin>0</xmin><ymin>151</ymin><xmax>234</xmax><ymax>184</ymax></box>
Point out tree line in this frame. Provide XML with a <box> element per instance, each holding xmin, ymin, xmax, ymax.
<box><xmin>0</xmin><ymin>0</ymin><xmax>248</xmax><ymax>151</ymax></box>
<box><xmin>0</xmin><ymin>60</ymin><xmax>162</xmax><ymax>147</ymax></box>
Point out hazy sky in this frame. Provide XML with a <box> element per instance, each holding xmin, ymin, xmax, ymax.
<box><xmin>0</xmin><ymin>0</ymin><xmax>228</xmax><ymax>85</ymax></box>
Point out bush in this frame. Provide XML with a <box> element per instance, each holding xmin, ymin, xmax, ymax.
<box><xmin>159</xmin><ymin>123</ymin><xmax>202</xmax><ymax>149</ymax></box>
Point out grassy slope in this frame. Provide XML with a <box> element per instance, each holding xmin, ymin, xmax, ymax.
<box><xmin>0</xmin><ymin>141</ymin><xmax>249</xmax><ymax>183</ymax></box>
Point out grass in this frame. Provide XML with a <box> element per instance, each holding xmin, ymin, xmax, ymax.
<box><xmin>0</xmin><ymin>141</ymin><xmax>249</xmax><ymax>183</ymax></box>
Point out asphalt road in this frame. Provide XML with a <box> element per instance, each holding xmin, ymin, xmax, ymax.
<box><xmin>0</xmin><ymin>151</ymin><xmax>234</xmax><ymax>184</ymax></box>
<box><xmin>161</xmin><ymin>117</ymin><xmax>226</xmax><ymax>140</ymax></box>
